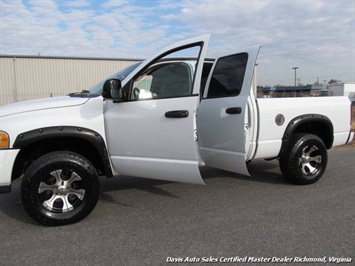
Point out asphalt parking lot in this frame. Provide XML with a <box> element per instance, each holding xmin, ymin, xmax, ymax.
<box><xmin>0</xmin><ymin>147</ymin><xmax>354</xmax><ymax>266</ymax></box>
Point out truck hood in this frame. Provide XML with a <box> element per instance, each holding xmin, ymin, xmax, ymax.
<box><xmin>0</xmin><ymin>96</ymin><xmax>90</xmax><ymax>117</ymax></box>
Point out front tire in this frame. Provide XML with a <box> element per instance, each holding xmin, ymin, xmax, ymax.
<box><xmin>21</xmin><ymin>151</ymin><xmax>100</xmax><ymax>226</ymax></box>
<box><xmin>279</xmin><ymin>134</ymin><xmax>328</xmax><ymax>185</ymax></box>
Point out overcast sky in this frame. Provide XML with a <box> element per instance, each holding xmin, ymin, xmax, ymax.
<box><xmin>1</xmin><ymin>0</ymin><xmax>354</xmax><ymax>86</ymax></box>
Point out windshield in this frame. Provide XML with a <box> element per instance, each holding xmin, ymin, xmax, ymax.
<box><xmin>69</xmin><ymin>62</ymin><xmax>141</xmax><ymax>97</ymax></box>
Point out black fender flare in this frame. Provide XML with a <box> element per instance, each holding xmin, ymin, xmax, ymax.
<box><xmin>278</xmin><ymin>114</ymin><xmax>333</xmax><ymax>157</ymax></box>
<box><xmin>13</xmin><ymin>126</ymin><xmax>113</xmax><ymax>177</ymax></box>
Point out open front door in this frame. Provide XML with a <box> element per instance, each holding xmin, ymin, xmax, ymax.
<box><xmin>104</xmin><ymin>35</ymin><xmax>210</xmax><ymax>184</ymax></box>
<box><xmin>197</xmin><ymin>46</ymin><xmax>260</xmax><ymax>176</ymax></box>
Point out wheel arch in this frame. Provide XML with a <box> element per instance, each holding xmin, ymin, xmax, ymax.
<box><xmin>278</xmin><ymin>114</ymin><xmax>333</xmax><ymax>157</ymax></box>
<box><xmin>12</xmin><ymin>126</ymin><xmax>113</xmax><ymax>181</ymax></box>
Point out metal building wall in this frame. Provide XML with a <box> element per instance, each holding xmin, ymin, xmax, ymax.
<box><xmin>0</xmin><ymin>56</ymin><xmax>141</xmax><ymax>105</ymax></box>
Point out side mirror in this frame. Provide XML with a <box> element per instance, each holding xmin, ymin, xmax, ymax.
<box><xmin>102</xmin><ymin>79</ymin><xmax>125</xmax><ymax>101</ymax></box>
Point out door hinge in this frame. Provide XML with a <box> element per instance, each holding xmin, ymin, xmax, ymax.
<box><xmin>194</xmin><ymin>129</ymin><xmax>198</xmax><ymax>141</ymax></box>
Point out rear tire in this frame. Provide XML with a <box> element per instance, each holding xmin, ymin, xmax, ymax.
<box><xmin>21</xmin><ymin>151</ymin><xmax>100</xmax><ymax>226</ymax></box>
<box><xmin>279</xmin><ymin>134</ymin><xmax>327</xmax><ymax>185</ymax></box>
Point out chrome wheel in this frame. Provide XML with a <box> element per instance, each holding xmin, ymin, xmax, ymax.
<box><xmin>299</xmin><ymin>145</ymin><xmax>322</xmax><ymax>176</ymax></box>
<box><xmin>38</xmin><ymin>170</ymin><xmax>85</xmax><ymax>213</ymax></box>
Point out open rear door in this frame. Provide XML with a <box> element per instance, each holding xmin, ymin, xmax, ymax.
<box><xmin>197</xmin><ymin>46</ymin><xmax>260</xmax><ymax>176</ymax></box>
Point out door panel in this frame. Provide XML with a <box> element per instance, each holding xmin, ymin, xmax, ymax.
<box><xmin>105</xmin><ymin>97</ymin><xmax>203</xmax><ymax>183</ymax></box>
<box><xmin>104</xmin><ymin>35</ymin><xmax>210</xmax><ymax>184</ymax></box>
<box><xmin>197</xmin><ymin>46</ymin><xmax>261</xmax><ymax>176</ymax></box>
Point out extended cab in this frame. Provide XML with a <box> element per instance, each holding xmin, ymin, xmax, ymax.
<box><xmin>0</xmin><ymin>35</ymin><xmax>353</xmax><ymax>226</ymax></box>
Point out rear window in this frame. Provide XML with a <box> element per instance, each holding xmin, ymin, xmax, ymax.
<box><xmin>207</xmin><ymin>53</ymin><xmax>248</xmax><ymax>98</ymax></box>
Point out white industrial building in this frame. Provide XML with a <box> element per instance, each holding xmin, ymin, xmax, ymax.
<box><xmin>1</xmin><ymin>55</ymin><xmax>354</xmax><ymax>106</ymax></box>
<box><xmin>330</xmin><ymin>83</ymin><xmax>355</xmax><ymax>102</ymax></box>
<box><xmin>0</xmin><ymin>55</ymin><xmax>141</xmax><ymax>106</ymax></box>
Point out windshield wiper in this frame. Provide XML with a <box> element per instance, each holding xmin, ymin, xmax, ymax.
<box><xmin>68</xmin><ymin>90</ymin><xmax>93</xmax><ymax>97</ymax></box>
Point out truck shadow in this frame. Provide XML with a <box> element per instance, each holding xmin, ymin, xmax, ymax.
<box><xmin>99</xmin><ymin>159</ymin><xmax>290</xmax><ymax>204</ymax></box>
<box><xmin>0</xmin><ymin>160</ymin><xmax>289</xmax><ymax>225</ymax></box>
<box><xmin>197</xmin><ymin>160</ymin><xmax>290</xmax><ymax>186</ymax></box>
<box><xmin>0</xmin><ymin>179</ymin><xmax>40</xmax><ymax>226</ymax></box>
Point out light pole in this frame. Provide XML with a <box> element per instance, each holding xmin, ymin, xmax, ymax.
<box><xmin>292</xmin><ymin>67</ymin><xmax>299</xmax><ymax>97</ymax></box>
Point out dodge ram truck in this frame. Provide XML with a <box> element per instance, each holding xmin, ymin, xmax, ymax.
<box><xmin>0</xmin><ymin>35</ymin><xmax>353</xmax><ymax>226</ymax></box>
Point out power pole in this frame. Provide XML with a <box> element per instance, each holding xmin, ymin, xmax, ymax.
<box><xmin>292</xmin><ymin>67</ymin><xmax>299</xmax><ymax>97</ymax></box>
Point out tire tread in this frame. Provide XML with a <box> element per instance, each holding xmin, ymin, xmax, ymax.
<box><xmin>279</xmin><ymin>133</ymin><xmax>327</xmax><ymax>185</ymax></box>
<box><xmin>21</xmin><ymin>151</ymin><xmax>100</xmax><ymax>226</ymax></box>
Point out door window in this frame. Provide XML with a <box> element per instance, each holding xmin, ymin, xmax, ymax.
<box><xmin>206</xmin><ymin>53</ymin><xmax>248</xmax><ymax>98</ymax></box>
<box><xmin>131</xmin><ymin>62</ymin><xmax>193</xmax><ymax>100</ymax></box>
<box><xmin>127</xmin><ymin>44</ymin><xmax>203</xmax><ymax>101</ymax></box>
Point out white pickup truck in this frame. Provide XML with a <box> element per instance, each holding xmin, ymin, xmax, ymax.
<box><xmin>0</xmin><ymin>35</ymin><xmax>353</xmax><ymax>226</ymax></box>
